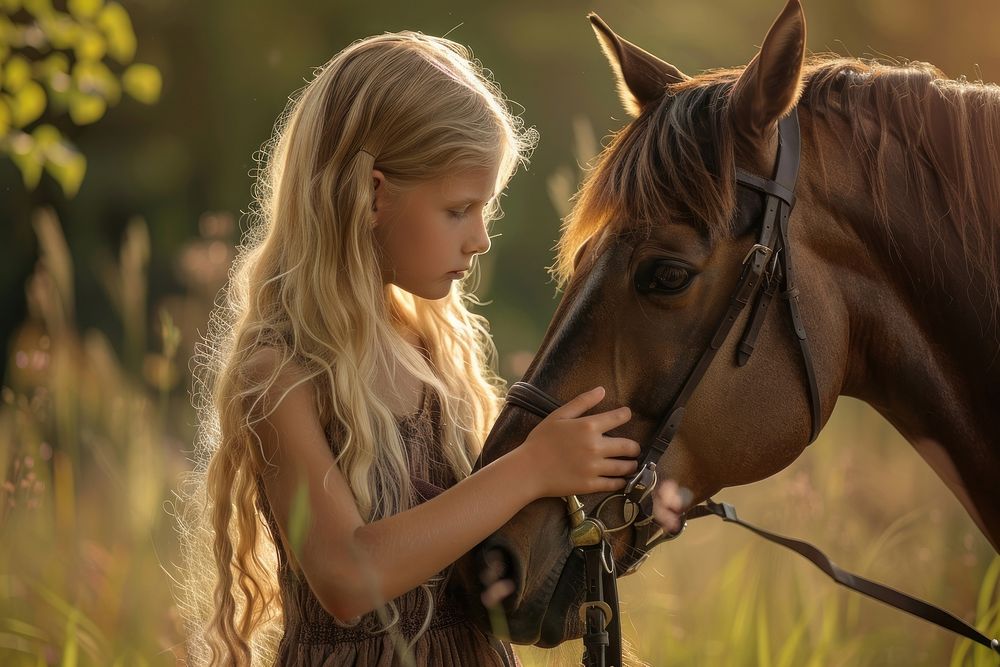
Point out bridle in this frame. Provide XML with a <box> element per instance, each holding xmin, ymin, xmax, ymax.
<box><xmin>501</xmin><ymin>108</ymin><xmax>1000</xmax><ymax>666</ymax></box>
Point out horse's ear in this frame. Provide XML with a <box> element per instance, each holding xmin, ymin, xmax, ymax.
<box><xmin>589</xmin><ymin>13</ymin><xmax>688</xmax><ymax>117</ymax></box>
<box><xmin>729</xmin><ymin>0</ymin><xmax>806</xmax><ymax>140</ymax></box>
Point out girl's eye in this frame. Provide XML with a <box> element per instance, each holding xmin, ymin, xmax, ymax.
<box><xmin>448</xmin><ymin>208</ymin><xmax>468</xmax><ymax>220</ymax></box>
<box><xmin>635</xmin><ymin>259</ymin><xmax>695</xmax><ymax>294</ymax></box>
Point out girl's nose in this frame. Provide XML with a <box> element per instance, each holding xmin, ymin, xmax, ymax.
<box><xmin>466</xmin><ymin>216</ymin><xmax>491</xmax><ymax>256</ymax></box>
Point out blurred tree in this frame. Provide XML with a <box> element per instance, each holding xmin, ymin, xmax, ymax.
<box><xmin>0</xmin><ymin>0</ymin><xmax>161</xmax><ymax>381</ymax></box>
<box><xmin>0</xmin><ymin>0</ymin><xmax>161</xmax><ymax>197</ymax></box>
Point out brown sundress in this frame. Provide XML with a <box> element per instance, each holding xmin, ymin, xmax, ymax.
<box><xmin>258</xmin><ymin>386</ymin><xmax>522</xmax><ymax>666</ymax></box>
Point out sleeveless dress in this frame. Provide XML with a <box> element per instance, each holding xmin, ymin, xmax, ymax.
<box><xmin>258</xmin><ymin>386</ymin><xmax>522</xmax><ymax>666</ymax></box>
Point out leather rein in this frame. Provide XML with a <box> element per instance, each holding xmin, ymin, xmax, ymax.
<box><xmin>502</xmin><ymin>109</ymin><xmax>1000</xmax><ymax>666</ymax></box>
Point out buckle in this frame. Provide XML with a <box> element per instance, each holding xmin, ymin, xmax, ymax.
<box><xmin>624</xmin><ymin>461</ymin><xmax>657</xmax><ymax>501</ymax></box>
<box><xmin>622</xmin><ymin>551</ymin><xmax>650</xmax><ymax>576</ymax></box>
<box><xmin>578</xmin><ymin>600</ymin><xmax>614</xmax><ymax>629</ymax></box>
<box><xmin>742</xmin><ymin>243</ymin><xmax>773</xmax><ymax>268</ymax></box>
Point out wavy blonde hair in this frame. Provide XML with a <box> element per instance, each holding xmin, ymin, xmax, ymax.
<box><xmin>174</xmin><ymin>31</ymin><xmax>537</xmax><ymax>665</ymax></box>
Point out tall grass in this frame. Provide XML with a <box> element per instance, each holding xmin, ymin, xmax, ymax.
<box><xmin>0</xmin><ymin>207</ymin><xmax>211</xmax><ymax>665</ymax></box>
<box><xmin>0</xmin><ymin>204</ymin><xmax>996</xmax><ymax>665</ymax></box>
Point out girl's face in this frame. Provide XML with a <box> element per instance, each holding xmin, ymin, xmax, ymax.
<box><xmin>372</xmin><ymin>165</ymin><xmax>498</xmax><ymax>300</ymax></box>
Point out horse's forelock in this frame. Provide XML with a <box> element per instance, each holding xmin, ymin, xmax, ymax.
<box><xmin>553</xmin><ymin>73</ymin><xmax>742</xmax><ymax>288</ymax></box>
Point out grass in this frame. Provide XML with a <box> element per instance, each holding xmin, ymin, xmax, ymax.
<box><xmin>1</xmin><ymin>207</ymin><xmax>997</xmax><ymax>665</ymax></box>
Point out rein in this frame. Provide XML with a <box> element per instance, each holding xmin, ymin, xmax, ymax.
<box><xmin>503</xmin><ymin>109</ymin><xmax>1000</xmax><ymax>666</ymax></box>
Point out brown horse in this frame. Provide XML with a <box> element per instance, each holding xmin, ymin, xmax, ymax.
<box><xmin>450</xmin><ymin>0</ymin><xmax>1000</xmax><ymax>649</ymax></box>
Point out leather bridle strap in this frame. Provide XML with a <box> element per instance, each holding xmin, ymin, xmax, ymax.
<box><xmin>685</xmin><ymin>500</ymin><xmax>1000</xmax><ymax>655</ymax></box>
<box><xmin>631</xmin><ymin>109</ymin><xmax>815</xmax><ymax>504</ymax></box>
<box><xmin>578</xmin><ymin>542</ymin><xmax>623</xmax><ymax>667</ymax></box>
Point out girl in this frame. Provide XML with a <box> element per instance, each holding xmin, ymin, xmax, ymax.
<box><xmin>176</xmin><ymin>30</ymin><xmax>690</xmax><ymax>667</ymax></box>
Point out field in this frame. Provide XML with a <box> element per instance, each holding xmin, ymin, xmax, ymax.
<box><xmin>1</xmin><ymin>208</ymin><xmax>997</xmax><ymax>667</ymax></box>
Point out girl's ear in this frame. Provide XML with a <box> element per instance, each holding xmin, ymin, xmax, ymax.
<box><xmin>372</xmin><ymin>169</ymin><xmax>386</xmax><ymax>225</ymax></box>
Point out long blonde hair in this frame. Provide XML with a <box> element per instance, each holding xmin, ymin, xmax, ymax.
<box><xmin>174</xmin><ymin>31</ymin><xmax>537</xmax><ymax>665</ymax></box>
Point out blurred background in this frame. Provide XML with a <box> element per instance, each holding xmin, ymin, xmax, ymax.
<box><xmin>1</xmin><ymin>0</ymin><xmax>998</xmax><ymax>665</ymax></box>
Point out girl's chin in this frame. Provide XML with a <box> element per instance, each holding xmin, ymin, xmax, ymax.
<box><xmin>392</xmin><ymin>280</ymin><xmax>453</xmax><ymax>301</ymax></box>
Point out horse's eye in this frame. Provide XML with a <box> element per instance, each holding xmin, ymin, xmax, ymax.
<box><xmin>635</xmin><ymin>260</ymin><xmax>694</xmax><ymax>294</ymax></box>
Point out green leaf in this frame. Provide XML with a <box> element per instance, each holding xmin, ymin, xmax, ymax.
<box><xmin>39</xmin><ymin>54</ymin><xmax>72</xmax><ymax>99</ymax></box>
<box><xmin>61</xmin><ymin>609</ymin><xmax>78</xmax><ymax>667</ymax></box>
<box><xmin>0</xmin><ymin>97</ymin><xmax>9</xmax><ymax>137</ymax></box>
<box><xmin>4</xmin><ymin>55</ymin><xmax>31</xmax><ymax>92</ymax></box>
<box><xmin>11</xmin><ymin>80</ymin><xmax>46</xmax><ymax>127</ymax></box>
<box><xmin>287</xmin><ymin>481</ymin><xmax>311</xmax><ymax>559</ymax></box>
<box><xmin>73</xmin><ymin>60</ymin><xmax>120</xmax><ymax>104</ymax></box>
<box><xmin>32</xmin><ymin>122</ymin><xmax>60</xmax><ymax>148</ymax></box>
<box><xmin>39</xmin><ymin>53</ymin><xmax>70</xmax><ymax>79</ymax></box>
<box><xmin>96</xmin><ymin>2</ymin><xmax>135</xmax><ymax>64</ymax></box>
<box><xmin>0</xmin><ymin>617</ymin><xmax>49</xmax><ymax>642</ymax></box>
<box><xmin>43</xmin><ymin>134</ymin><xmax>87</xmax><ymax>198</ymax></box>
<box><xmin>67</xmin><ymin>0</ymin><xmax>103</xmax><ymax>21</ymax></box>
<box><xmin>0</xmin><ymin>0</ymin><xmax>22</xmax><ymax>15</ymax></box>
<box><xmin>39</xmin><ymin>14</ymin><xmax>80</xmax><ymax>50</ymax></box>
<box><xmin>68</xmin><ymin>91</ymin><xmax>105</xmax><ymax>125</ymax></box>
<box><xmin>0</xmin><ymin>17</ymin><xmax>11</xmax><ymax>62</ymax></box>
<box><xmin>51</xmin><ymin>147</ymin><xmax>86</xmax><ymax>198</ymax></box>
<box><xmin>72</xmin><ymin>26</ymin><xmax>106</xmax><ymax>62</ymax></box>
<box><xmin>122</xmin><ymin>63</ymin><xmax>161</xmax><ymax>104</ymax></box>
<box><xmin>7</xmin><ymin>133</ymin><xmax>42</xmax><ymax>194</ymax></box>
<box><xmin>23</xmin><ymin>0</ymin><xmax>54</xmax><ymax>17</ymax></box>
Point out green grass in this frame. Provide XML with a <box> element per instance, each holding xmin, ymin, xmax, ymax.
<box><xmin>1</xmin><ymin>209</ymin><xmax>997</xmax><ymax>665</ymax></box>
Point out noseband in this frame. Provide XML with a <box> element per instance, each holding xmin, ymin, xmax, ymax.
<box><xmin>501</xmin><ymin>108</ymin><xmax>999</xmax><ymax>665</ymax></box>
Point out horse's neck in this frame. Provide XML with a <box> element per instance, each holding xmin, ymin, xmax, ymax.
<box><xmin>814</xmin><ymin>115</ymin><xmax>1000</xmax><ymax>548</ymax></box>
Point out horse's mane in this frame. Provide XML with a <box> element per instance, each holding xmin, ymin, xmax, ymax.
<box><xmin>553</xmin><ymin>56</ymin><xmax>1000</xmax><ymax>325</ymax></box>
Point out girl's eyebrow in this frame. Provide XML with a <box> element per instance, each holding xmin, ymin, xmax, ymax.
<box><xmin>445</xmin><ymin>197</ymin><xmax>485</xmax><ymax>206</ymax></box>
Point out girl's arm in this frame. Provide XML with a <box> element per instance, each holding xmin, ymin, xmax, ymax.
<box><xmin>249</xmin><ymin>352</ymin><xmax>638</xmax><ymax>621</ymax></box>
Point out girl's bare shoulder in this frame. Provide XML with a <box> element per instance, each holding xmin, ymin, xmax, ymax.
<box><xmin>242</xmin><ymin>347</ymin><xmax>315</xmax><ymax>393</ymax></box>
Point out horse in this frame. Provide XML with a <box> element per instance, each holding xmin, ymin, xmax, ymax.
<box><xmin>449</xmin><ymin>0</ymin><xmax>1000</xmax><ymax>654</ymax></box>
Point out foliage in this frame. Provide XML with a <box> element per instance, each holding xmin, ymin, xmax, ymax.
<box><xmin>0</xmin><ymin>0</ymin><xmax>161</xmax><ymax>197</ymax></box>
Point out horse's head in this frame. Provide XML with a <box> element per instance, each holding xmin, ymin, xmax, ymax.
<box><xmin>452</xmin><ymin>0</ymin><xmax>851</xmax><ymax>646</ymax></box>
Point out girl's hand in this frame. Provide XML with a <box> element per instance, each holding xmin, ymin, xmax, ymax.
<box><xmin>652</xmin><ymin>478</ymin><xmax>692</xmax><ymax>533</ymax></box>
<box><xmin>515</xmin><ymin>386</ymin><xmax>641</xmax><ymax>499</ymax></box>
<box><xmin>479</xmin><ymin>548</ymin><xmax>515</xmax><ymax>609</ymax></box>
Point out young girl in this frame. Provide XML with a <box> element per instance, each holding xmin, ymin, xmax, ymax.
<box><xmin>175</xmin><ymin>30</ymin><xmax>690</xmax><ymax>667</ymax></box>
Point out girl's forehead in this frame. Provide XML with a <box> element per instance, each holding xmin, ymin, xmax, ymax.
<box><xmin>432</xmin><ymin>164</ymin><xmax>500</xmax><ymax>202</ymax></box>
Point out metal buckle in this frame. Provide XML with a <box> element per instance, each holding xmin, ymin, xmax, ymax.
<box><xmin>762</xmin><ymin>246</ymin><xmax>782</xmax><ymax>289</ymax></box>
<box><xmin>742</xmin><ymin>243</ymin><xmax>773</xmax><ymax>269</ymax></box>
<box><xmin>622</xmin><ymin>551</ymin><xmax>650</xmax><ymax>576</ymax></box>
<box><xmin>578</xmin><ymin>600</ymin><xmax>614</xmax><ymax>629</ymax></box>
<box><xmin>624</xmin><ymin>461</ymin><xmax>657</xmax><ymax>500</ymax></box>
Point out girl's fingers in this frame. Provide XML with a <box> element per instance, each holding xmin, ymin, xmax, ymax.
<box><xmin>600</xmin><ymin>457</ymin><xmax>639</xmax><ymax>478</ymax></box>
<box><xmin>654</xmin><ymin>503</ymin><xmax>682</xmax><ymax>532</ymax></box>
<box><xmin>481</xmin><ymin>578</ymin><xmax>516</xmax><ymax>608</ymax></box>
<box><xmin>550</xmin><ymin>386</ymin><xmax>606</xmax><ymax>419</ymax></box>
<box><xmin>656</xmin><ymin>479</ymin><xmax>681</xmax><ymax>509</ymax></box>
<box><xmin>479</xmin><ymin>548</ymin><xmax>506</xmax><ymax>586</ymax></box>
<box><xmin>582</xmin><ymin>406</ymin><xmax>633</xmax><ymax>434</ymax></box>
<box><xmin>653</xmin><ymin>479</ymin><xmax>694</xmax><ymax>532</ymax></box>
<box><xmin>604</xmin><ymin>436</ymin><xmax>641</xmax><ymax>458</ymax></box>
